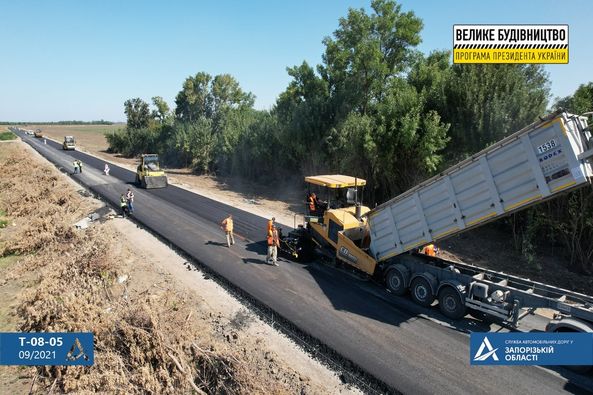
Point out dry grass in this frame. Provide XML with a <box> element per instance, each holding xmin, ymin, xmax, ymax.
<box><xmin>0</xmin><ymin>143</ymin><xmax>295</xmax><ymax>394</ymax></box>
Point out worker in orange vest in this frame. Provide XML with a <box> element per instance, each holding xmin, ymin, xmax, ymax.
<box><xmin>221</xmin><ymin>214</ymin><xmax>235</xmax><ymax>248</ymax></box>
<box><xmin>308</xmin><ymin>193</ymin><xmax>319</xmax><ymax>215</ymax></box>
<box><xmin>266</xmin><ymin>225</ymin><xmax>280</xmax><ymax>266</ymax></box>
<box><xmin>421</xmin><ymin>244</ymin><xmax>437</xmax><ymax>256</ymax></box>
<box><xmin>267</xmin><ymin>217</ymin><xmax>275</xmax><ymax>234</ymax></box>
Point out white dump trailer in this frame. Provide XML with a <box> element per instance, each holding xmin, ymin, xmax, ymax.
<box><xmin>368</xmin><ymin>111</ymin><xmax>593</xmax><ymax>262</ymax></box>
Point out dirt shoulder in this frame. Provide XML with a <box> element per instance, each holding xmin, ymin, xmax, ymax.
<box><xmin>0</xmin><ymin>140</ymin><xmax>359</xmax><ymax>394</ymax></box>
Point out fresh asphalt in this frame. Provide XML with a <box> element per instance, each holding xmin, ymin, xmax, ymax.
<box><xmin>16</xmin><ymin>133</ymin><xmax>593</xmax><ymax>395</ymax></box>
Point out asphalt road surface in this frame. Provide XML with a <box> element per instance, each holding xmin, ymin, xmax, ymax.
<box><xmin>15</xmin><ymin>133</ymin><xmax>593</xmax><ymax>395</ymax></box>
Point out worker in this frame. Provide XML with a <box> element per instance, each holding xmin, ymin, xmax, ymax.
<box><xmin>119</xmin><ymin>194</ymin><xmax>128</xmax><ymax>218</ymax></box>
<box><xmin>421</xmin><ymin>244</ymin><xmax>437</xmax><ymax>256</ymax></box>
<box><xmin>221</xmin><ymin>214</ymin><xmax>235</xmax><ymax>248</ymax></box>
<box><xmin>73</xmin><ymin>160</ymin><xmax>79</xmax><ymax>174</ymax></box>
<box><xmin>77</xmin><ymin>160</ymin><xmax>83</xmax><ymax>173</ymax></box>
<box><xmin>104</xmin><ymin>163</ymin><xmax>110</xmax><ymax>176</ymax></box>
<box><xmin>308</xmin><ymin>193</ymin><xmax>319</xmax><ymax>215</ymax></box>
<box><xmin>266</xmin><ymin>225</ymin><xmax>280</xmax><ymax>266</ymax></box>
<box><xmin>267</xmin><ymin>217</ymin><xmax>275</xmax><ymax>234</ymax></box>
<box><xmin>126</xmin><ymin>188</ymin><xmax>135</xmax><ymax>214</ymax></box>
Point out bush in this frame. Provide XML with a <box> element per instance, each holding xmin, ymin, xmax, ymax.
<box><xmin>0</xmin><ymin>131</ymin><xmax>16</xmax><ymax>141</ymax></box>
<box><xmin>105</xmin><ymin>128</ymin><xmax>160</xmax><ymax>157</ymax></box>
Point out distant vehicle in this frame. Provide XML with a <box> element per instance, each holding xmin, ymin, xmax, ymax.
<box><xmin>34</xmin><ymin>129</ymin><xmax>43</xmax><ymax>138</ymax></box>
<box><xmin>135</xmin><ymin>154</ymin><xmax>167</xmax><ymax>188</ymax></box>
<box><xmin>63</xmin><ymin>136</ymin><xmax>76</xmax><ymax>150</ymax></box>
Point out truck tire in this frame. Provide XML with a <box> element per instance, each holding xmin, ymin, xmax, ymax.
<box><xmin>386</xmin><ymin>269</ymin><xmax>407</xmax><ymax>296</ymax></box>
<box><xmin>438</xmin><ymin>286</ymin><xmax>467</xmax><ymax>320</ymax></box>
<box><xmin>135</xmin><ymin>175</ymin><xmax>140</xmax><ymax>186</ymax></box>
<box><xmin>410</xmin><ymin>277</ymin><xmax>434</xmax><ymax>307</ymax></box>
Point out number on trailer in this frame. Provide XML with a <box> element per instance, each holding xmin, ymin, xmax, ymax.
<box><xmin>537</xmin><ymin>139</ymin><xmax>557</xmax><ymax>154</ymax></box>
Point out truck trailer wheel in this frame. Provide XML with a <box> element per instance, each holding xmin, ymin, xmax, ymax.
<box><xmin>410</xmin><ymin>277</ymin><xmax>434</xmax><ymax>307</ymax></box>
<box><xmin>438</xmin><ymin>287</ymin><xmax>467</xmax><ymax>320</ymax></box>
<box><xmin>386</xmin><ymin>269</ymin><xmax>407</xmax><ymax>296</ymax></box>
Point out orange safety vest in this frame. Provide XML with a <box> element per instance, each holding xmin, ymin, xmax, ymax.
<box><xmin>268</xmin><ymin>229</ymin><xmax>279</xmax><ymax>246</ymax></box>
<box><xmin>423</xmin><ymin>244</ymin><xmax>436</xmax><ymax>256</ymax></box>
<box><xmin>222</xmin><ymin>218</ymin><xmax>233</xmax><ymax>232</ymax></box>
<box><xmin>308</xmin><ymin>196</ymin><xmax>315</xmax><ymax>211</ymax></box>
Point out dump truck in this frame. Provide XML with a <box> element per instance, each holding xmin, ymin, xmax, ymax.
<box><xmin>63</xmin><ymin>135</ymin><xmax>76</xmax><ymax>150</ymax></box>
<box><xmin>291</xmin><ymin>110</ymin><xmax>593</xmax><ymax>336</ymax></box>
<box><xmin>135</xmin><ymin>154</ymin><xmax>168</xmax><ymax>189</ymax></box>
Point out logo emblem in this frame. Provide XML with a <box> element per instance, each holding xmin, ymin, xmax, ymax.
<box><xmin>338</xmin><ymin>246</ymin><xmax>358</xmax><ymax>264</ymax></box>
<box><xmin>473</xmin><ymin>336</ymin><xmax>499</xmax><ymax>361</ymax></box>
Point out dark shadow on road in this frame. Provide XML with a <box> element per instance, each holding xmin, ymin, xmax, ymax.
<box><xmin>242</xmin><ymin>257</ymin><xmax>268</xmax><ymax>265</ymax></box>
<box><xmin>245</xmin><ymin>240</ymin><xmax>267</xmax><ymax>255</ymax></box>
<box><xmin>301</xmin><ymin>259</ymin><xmax>496</xmax><ymax>332</ymax></box>
<box><xmin>205</xmin><ymin>240</ymin><xmax>228</xmax><ymax>247</ymax></box>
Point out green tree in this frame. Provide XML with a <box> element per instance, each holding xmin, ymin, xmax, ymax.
<box><xmin>275</xmin><ymin>0</ymin><xmax>426</xmax><ymax>182</ymax></box>
<box><xmin>124</xmin><ymin>98</ymin><xmax>151</xmax><ymax>129</ymax></box>
<box><xmin>275</xmin><ymin>62</ymin><xmax>330</xmax><ymax>171</ymax></box>
<box><xmin>175</xmin><ymin>72</ymin><xmax>213</xmax><ymax>122</ymax></box>
<box><xmin>441</xmin><ymin>64</ymin><xmax>550</xmax><ymax>161</ymax></box>
<box><xmin>151</xmin><ymin>96</ymin><xmax>171</xmax><ymax>123</ymax></box>
<box><xmin>171</xmin><ymin>118</ymin><xmax>215</xmax><ymax>172</ymax></box>
<box><xmin>554</xmin><ymin>82</ymin><xmax>593</xmax><ymax>114</ymax></box>
<box><xmin>319</xmin><ymin>0</ymin><xmax>423</xmax><ymax>116</ymax></box>
<box><xmin>211</xmin><ymin>74</ymin><xmax>255</xmax><ymax>120</ymax></box>
<box><xmin>329</xmin><ymin>77</ymin><xmax>449</xmax><ymax>201</ymax></box>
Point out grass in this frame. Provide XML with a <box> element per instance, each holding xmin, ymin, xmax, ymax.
<box><xmin>0</xmin><ymin>131</ymin><xmax>16</xmax><ymax>141</ymax></box>
<box><xmin>0</xmin><ymin>254</ymin><xmax>19</xmax><ymax>270</ymax></box>
<box><xmin>0</xmin><ymin>209</ymin><xmax>7</xmax><ymax>228</ymax></box>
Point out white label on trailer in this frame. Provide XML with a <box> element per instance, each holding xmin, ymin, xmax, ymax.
<box><xmin>536</xmin><ymin>139</ymin><xmax>558</xmax><ymax>154</ymax></box>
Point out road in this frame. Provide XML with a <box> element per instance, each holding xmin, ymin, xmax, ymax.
<box><xmin>15</xmin><ymin>133</ymin><xmax>593</xmax><ymax>395</ymax></box>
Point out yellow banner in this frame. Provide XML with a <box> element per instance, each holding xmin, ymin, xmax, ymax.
<box><xmin>453</xmin><ymin>48</ymin><xmax>568</xmax><ymax>64</ymax></box>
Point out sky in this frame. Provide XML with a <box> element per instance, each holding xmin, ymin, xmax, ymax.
<box><xmin>0</xmin><ymin>0</ymin><xmax>591</xmax><ymax>122</ymax></box>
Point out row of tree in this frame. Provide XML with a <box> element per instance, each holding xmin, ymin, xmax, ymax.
<box><xmin>3</xmin><ymin>120</ymin><xmax>113</xmax><ymax>125</ymax></box>
<box><xmin>106</xmin><ymin>0</ymin><xmax>593</xmax><ymax>274</ymax></box>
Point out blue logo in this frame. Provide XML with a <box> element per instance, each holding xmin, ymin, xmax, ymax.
<box><xmin>0</xmin><ymin>332</ymin><xmax>94</xmax><ymax>366</ymax></box>
<box><xmin>470</xmin><ymin>332</ymin><xmax>593</xmax><ymax>365</ymax></box>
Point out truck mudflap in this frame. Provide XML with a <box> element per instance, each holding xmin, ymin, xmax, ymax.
<box><xmin>143</xmin><ymin>176</ymin><xmax>168</xmax><ymax>189</ymax></box>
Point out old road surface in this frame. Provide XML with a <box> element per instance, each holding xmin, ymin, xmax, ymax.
<box><xmin>16</xmin><ymin>132</ymin><xmax>593</xmax><ymax>395</ymax></box>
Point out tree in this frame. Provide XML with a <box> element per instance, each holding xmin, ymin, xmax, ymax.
<box><xmin>275</xmin><ymin>0</ymin><xmax>425</xmax><ymax>180</ymax></box>
<box><xmin>175</xmin><ymin>72</ymin><xmax>213</xmax><ymax>122</ymax></box>
<box><xmin>275</xmin><ymin>62</ymin><xmax>330</xmax><ymax>169</ymax></box>
<box><xmin>211</xmin><ymin>74</ymin><xmax>255</xmax><ymax>118</ymax></box>
<box><xmin>329</xmin><ymin>77</ymin><xmax>449</xmax><ymax>201</ymax></box>
<box><xmin>554</xmin><ymin>82</ymin><xmax>593</xmax><ymax>114</ymax></box>
<box><xmin>319</xmin><ymin>0</ymin><xmax>423</xmax><ymax>116</ymax></box>
<box><xmin>441</xmin><ymin>64</ymin><xmax>550</xmax><ymax>161</ymax></box>
<box><xmin>151</xmin><ymin>96</ymin><xmax>171</xmax><ymax>123</ymax></box>
<box><xmin>124</xmin><ymin>98</ymin><xmax>151</xmax><ymax>130</ymax></box>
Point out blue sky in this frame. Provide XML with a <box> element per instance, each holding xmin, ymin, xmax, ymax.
<box><xmin>1</xmin><ymin>0</ymin><xmax>591</xmax><ymax>122</ymax></box>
